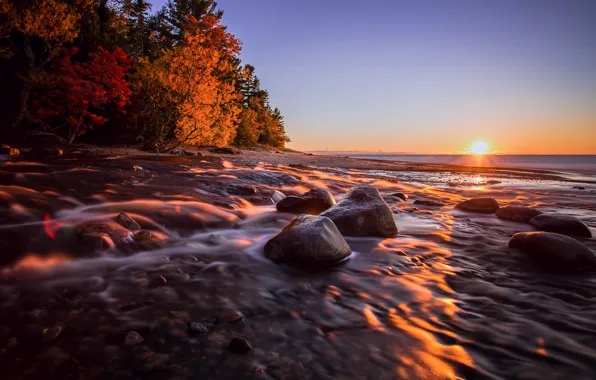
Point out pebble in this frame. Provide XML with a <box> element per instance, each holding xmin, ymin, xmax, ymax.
<box><xmin>189</xmin><ymin>321</ymin><xmax>209</xmax><ymax>334</ymax></box>
<box><xmin>228</xmin><ymin>337</ymin><xmax>252</xmax><ymax>354</ymax></box>
<box><xmin>124</xmin><ymin>331</ymin><xmax>144</xmax><ymax>346</ymax></box>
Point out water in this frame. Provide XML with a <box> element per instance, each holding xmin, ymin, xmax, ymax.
<box><xmin>0</xmin><ymin>155</ymin><xmax>595</xmax><ymax>379</ymax></box>
<box><xmin>340</xmin><ymin>154</ymin><xmax>596</xmax><ymax>173</ymax></box>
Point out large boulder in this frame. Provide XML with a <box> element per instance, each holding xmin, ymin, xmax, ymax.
<box><xmin>455</xmin><ymin>198</ymin><xmax>500</xmax><ymax>213</ymax></box>
<box><xmin>276</xmin><ymin>188</ymin><xmax>335</xmax><ymax>214</ymax></box>
<box><xmin>529</xmin><ymin>214</ymin><xmax>592</xmax><ymax>238</ymax></box>
<box><xmin>496</xmin><ymin>206</ymin><xmax>542</xmax><ymax>223</ymax></box>
<box><xmin>509</xmin><ymin>232</ymin><xmax>596</xmax><ymax>270</ymax></box>
<box><xmin>320</xmin><ymin>184</ymin><xmax>398</xmax><ymax>237</ymax></box>
<box><xmin>264</xmin><ymin>215</ymin><xmax>351</xmax><ymax>267</ymax></box>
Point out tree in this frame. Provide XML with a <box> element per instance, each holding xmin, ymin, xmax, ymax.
<box><xmin>136</xmin><ymin>14</ymin><xmax>240</xmax><ymax>149</ymax></box>
<box><xmin>233</xmin><ymin>64</ymin><xmax>289</xmax><ymax>149</ymax></box>
<box><xmin>34</xmin><ymin>46</ymin><xmax>132</xmax><ymax>143</ymax></box>
<box><xmin>0</xmin><ymin>0</ymin><xmax>96</xmax><ymax>130</ymax></box>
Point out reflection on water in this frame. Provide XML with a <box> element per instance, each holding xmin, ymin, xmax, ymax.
<box><xmin>0</xmin><ymin>156</ymin><xmax>595</xmax><ymax>379</ymax></box>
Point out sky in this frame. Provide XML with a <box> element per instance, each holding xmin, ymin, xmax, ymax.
<box><xmin>152</xmin><ymin>0</ymin><xmax>596</xmax><ymax>154</ymax></box>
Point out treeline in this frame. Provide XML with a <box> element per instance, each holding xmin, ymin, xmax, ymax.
<box><xmin>0</xmin><ymin>0</ymin><xmax>289</xmax><ymax>150</ymax></box>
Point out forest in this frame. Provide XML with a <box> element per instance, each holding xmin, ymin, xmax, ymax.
<box><xmin>0</xmin><ymin>0</ymin><xmax>290</xmax><ymax>151</ymax></box>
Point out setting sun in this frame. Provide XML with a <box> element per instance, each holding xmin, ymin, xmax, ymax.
<box><xmin>471</xmin><ymin>140</ymin><xmax>489</xmax><ymax>155</ymax></box>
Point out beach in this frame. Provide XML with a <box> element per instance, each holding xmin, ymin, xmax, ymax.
<box><xmin>0</xmin><ymin>148</ymin><xmax>595</xmax><ymax>379</ymax></box>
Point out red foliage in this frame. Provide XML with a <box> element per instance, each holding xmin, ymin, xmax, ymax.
<box><xmin>35</xmin><ymin>46</ymin><xmax>132</xmax><ymax>141</ymax></box>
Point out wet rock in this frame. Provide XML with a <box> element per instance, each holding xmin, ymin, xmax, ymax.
<box><xmin>133</xmin><ymin>347</ymin><xmax>170</xmax><ymax>372</ymax></box>
<box><xmin>80</xmin><ymin>232</ymin><xmax>116</xmax><ymax>251</ymax></box>
<box><xmin>228</xmin><ymin>337</ymin><xmax>252</xmax><ymax>354</ymax></box>
<box><xmin>38</xmin><ymin>147</ymin><xmax>63</xmax><ymax>156</ymax></box>
<box><xmin>487</xmin><ymin>180</ymin><xmax>502</xmax><ymax>185</ymax></box>
<box><xmin>42</xmin><ymin>326</ymin><xmax>62</xmax><ymax>342</ymax></box>
<box><xmin>496</xmin><ymin>206</ymin><xmax>542</xmax><ymax>223</ymax></box>
<box><xmin>209</xmin><ymin>147</ymin><xmax>240</xmax><ymax>155</ymax></box>
<box><xmin>529</xmin><ymin>214</ymin><xmax>592</xmax><ymax>238</ymax></box>
<box><xmin>276</xmin><ymin>188</ymin><xmax>336</xmax><ymax>214</ymax></box>
<box><xmin>392</xmin><ymin>192</ymin><xmax>408</xmax><ymax>201</ymax></box>
<box><xmin>216</xmin><ymin>310</ymin><xmax>244</xmax><ymax>324</ymax></box>
<box><xmin>0</xmin><ymin>146</ymin><xmax>20</xmax><ymax>156</ymax></box>
<box><xmin>75</xmin><ymin>221</ymin><xmax>134</xmax><ymax>244</ymax></box>
<box><xmin>413</xmin><ymin>199</ymin><xmax>444</xmax><ymax>207</ymax></box>
<box><xmin>455</xmin><ymin>198</ymin><xmax>500</xmax><ymax>213</ymax></box>
<box><xmin>573</xmin><ymin>186</ymin><xmax>585</xmax><ymax>190</ymax></box>
<box><xmin>320</xmin><ymin>184</ymin><xmax>398</xmax><ymax>237</ymax></box>
<box><xmin>116</xmin><ymin>212</ymin><xmax>141</xmax><ymax>231</ymax></box>
<box><xmin>171</xmin><ymin>148</ymin><xmax>201</xmax><ymax>156</ymax></box>
<box><xmin>189</xmin><ymin>321</ymin><xmax>209</xmax><ymax>334</ymax></box>
<box><xmin>124</xmin><ymin>331</ymin><xmax>144</xmax><ymax>346</ymax></box>
<box><xmin>134</xmin><ymin>230</ymin><xmax>153</xmax><ymax>242</ymax></box>
<box><xmin>264</xmin><ymin>215</ymin><xmax>352</xmax><ymax>267</ymax></box>
<box><xmin>509</xmin><ymin>232</ymin><xmax>596</xmax><ymax>270</ymax></box>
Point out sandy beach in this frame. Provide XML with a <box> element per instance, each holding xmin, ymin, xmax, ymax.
<box><xmin>0</xmin><ymin>148</ymin><xmax>595</xmax><ymax>379</ymax></box>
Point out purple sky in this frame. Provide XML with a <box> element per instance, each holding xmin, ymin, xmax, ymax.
<box><xmin>151</xmin><ymin>0</ymin><xmax>596</xmax><ymax>153</ymax></box>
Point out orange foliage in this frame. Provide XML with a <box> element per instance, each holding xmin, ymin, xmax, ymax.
<box><xmin>137</xmin><ymin>15</ymin><xmax>241</xmax><ymax>148</ymax></box>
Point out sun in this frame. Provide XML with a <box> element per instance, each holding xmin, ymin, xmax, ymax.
<box><xmin>471</xmin><ymin>140</ymin><xmax>488</xmax><ymax>155</ymax></box>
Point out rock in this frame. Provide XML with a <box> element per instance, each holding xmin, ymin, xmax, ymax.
<box><xmin>413</xmin><ymin>199</ymin><xmax>444</xmax><ymax>207</ymax></box>
<box><xmin>264</xmin><ymin>215</ymin><xmax>352</xmax><ymax>266</ymax></box>
<box><xmin>133</xmin><ymin>348</ymin><xmax>170</xmax><ymax>372</ymax></box>
<box><xmin>0</xmin><ymin>145</ymin><xmax>20</xmax><ymax>156</ymax></box>
<box><xmin>509</xmin><ymin>232</ymin><xmax>596</xmax><ymax>270</ymax></box>
<box><xmin>37</xmin><ymin>147</ymin><xmax>63</xmax><ymax>156</ymax></box>
<box><xmin>216</xmin><ymin>310</ymin><xmax>244</xmax><ymax>324</ymax></box>
<box><xmin>573</xmin><ymin>186</ymin><xmax>585</xmax><ymax>190</ymax></box>
<box><xmin>75</xmin><ymin>221</ymin><xmax>134</xmax><ymax>244</ymax></box>
<box><xmin>116</xmin><ymin>213</ymin><xmax>141</xmax><ymax>231</ymax></box>
<box><xmin>276</xmin><ymin>188</ymin><xmax>336</xmax><ymax>214</ymax></box>
<box><xmin>529</xmin><ymin>214</ymin><xmax>592</xmax><ymax>238</ymax></box>
<box><xmin>42</xmin><ymin>326</ymin><xmax>62</xmax><ymax>342</ymax></box>
<box><xmin>133</xmin><ymin>230</ymin><xmax>153</xmax><ymax>242</ymax></box>
<box><xmin>496</xmin><ymin>206</ymin><xmax>542</xmax><ymax>223</ymax></box>
<box><xmin>487</xmin><ymin>180</ymin><xmax>502</xmax><ymax>185</ymax></box>
<box><xmin>455</xmin><ymin>198</ymin><xmax>500</xmax><ymax>213</ymax></box>
<box><xmin>124</xmin><ymin>331</ymin><xmax>144</xmax><ymax>346</ymax></box>
<box><xmin>209</xmin><ymin>147</ymin><xmax>240</xmax><ymax>155</ymax></box>
<box><xmin>392</xmin><ymin>192</ymin><xmax>408</xmax><ymax>201</ymax></box>
<box><xmin>80</xmin><ymin>232</ymin><xmax>116</xmax><ymax>251</ymax></box>
<box><xmin>189</xmin><ymin>321</ymin><xmax>208</xmax><ymax>334</ymax></box>
<box><xmin>228</xmin><ymin>337</ymin><xmax>252</xmax><ymax>354</ymax></box>
<box><xmin>171</xmin><ymin>149</ymin><xmax>202</xmax><ymax>156</ymax></box>
<box><xmin>320</xmin><ymin>185</ymin><xmax>398</xmax><ymax>237</ymax></box>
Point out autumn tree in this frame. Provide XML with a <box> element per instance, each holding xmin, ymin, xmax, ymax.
<box><xmin>34</xmin><ymin>46</ymin><xmax>132</xmax><ymax>143</ymax></box>
<box><xmin>136</xmin><ymin>13</ymin><xmax>240</xmax><ymax>149</ymax></box>
<box><xmin>0</xmin><ymin>0</ymin><xmax>96</xmax><ymax>130</ymax></box>
<box><xmin>233</xmin><ymin>64</ymin><xmax>289</xmax><ymax>149</ymax></box>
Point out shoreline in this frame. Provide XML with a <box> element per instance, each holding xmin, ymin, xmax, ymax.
<box><xmin>0</xmin><ymin>147</ymin><xmax>595</xmax><ymax>379</ymax></box>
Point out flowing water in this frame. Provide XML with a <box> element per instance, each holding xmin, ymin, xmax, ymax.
<box><xmin>0</xmin><ymin>155</ymin><xmax>595</xmax><ymax>379</ymax></box>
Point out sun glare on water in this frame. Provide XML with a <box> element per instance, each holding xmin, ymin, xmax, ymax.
<box><xmin>471</xmin><ymin>140</ymin><xmax>488</xmax><ymax>155</ymax></box>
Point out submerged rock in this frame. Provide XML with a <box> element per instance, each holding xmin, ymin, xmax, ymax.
<box><xmin>264</xmin><ymin>215</ymin><xmax>351</xmax><ymax>267</ymax></box>
<box><xmin>116</xmin><ymin>212</ymin><xmax>141</xmax><ymax>231</ymax></box>
<box><xmin>529</xmin><ymin>214</ymin><xmax>592</xmax><ymax>238</ymax></box>
<box><xmin>276</xmin><ymin>188</ymin><xmax>336</xmax><ymax>214</ymax></box>
<box><xmin>413</xmin><ymin>199</ymin><xmax>444</xmax><ymax>207</ymax></box>
<box><xmin>509</xmin><ymin>232</ymin><xmax>596</xmax><ymax>270</ymax></box>
<box><xmin>75</xmin><ymin>221</ymin><xmax>134</xmax><ymax>244</ymax></box>
<box><xmin>455</xmin><ymin>198</ymin><xmax>500</xmax><ymax>213</ymax></box>
<box><xmin>496</xmin><ymin>206</ymin><xmax>542</xmax><ymax>223</ymax></box>
<box><xmin>320</xmin><ymin>184</ymin><xmax>398</xmax><ymax>237</ymax></box>
<box><xmin>392</xmin><ymin>192</ymin><xmax>408</xmax><ymax>201</ymax></box>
